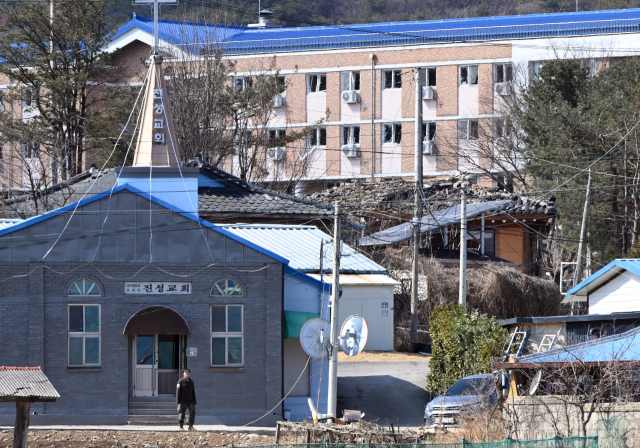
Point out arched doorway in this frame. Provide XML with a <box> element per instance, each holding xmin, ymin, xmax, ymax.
<box><xmin>124</xmin><ymin>306</ymin><xmax>190</xmax><ymax>397</ymax></box>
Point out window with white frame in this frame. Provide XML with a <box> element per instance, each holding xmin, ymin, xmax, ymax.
<box><xmin>342</xmin><ymin>126</ymin><xmax>360</xmax><ymax>145</ymax></box>
<box><xmin>268</xmin><ymin>129</ymin><xmax>286</xmax><ymax>148</ymax></box>
<box><xmin>494</xmin><ymin>63</ymin><xmax>513</xmax><ymax>83</ymax></box>
<box><xmin>530</xmin><ymin>61</ymin><xmax>545</xmax><ymax>81</ymax></box>
<box><xmin>340</xmin><ymin>71</ymin><xmax>360</xmax><ymax>91</ymax></box>
<box><xmin>69</xmin><ymin>278</ymin><xmax>100</xmax><ymax>296</ymax></box>
<box><xmin>426</xmin><ymin>67</ymin><xmax>436</xmax><ymax>87</ymax></box>
<box><xmin>458</xmin><ymin>120</ymin><xmax>479</xmax><ymax>140</ymax></box>
<box><xmin>68</xmin><ymin>304</ymin><xmax>100</xmax><ymax>366</ymax></box>
<box><xmin>308</xmin><ymin>74</ymin><xmax>327</xmax><ymax>93</ymax></box>
<box><xmin>459</xmin><ymin>65</ymin><xmax>479</xmax><ymax>85</ymax></box>
<box><xmin>234</xmin><ymin>76</ymin><xmax>251</xmax><ymax>92</ymax></box>
<box><xmin>422</xmin><ymin>122</ymin><xmax>436</xmax><ymax>141</ymax></box>
<box><xmin>308</xmin><ymin>127</ymin><xmax>327</xmax><ymax>147</ymax></box>
<box><xmin>234</xmin><ymin>130</ymin><xmax>252</xmax><ymax>152</ymax></box>
<box><xmin>211</xmin><ymin>305</ymin><xmax>243</xmax><ymax>366</ymax></box>
<box><xmin>384</xmin><ymin>70</ymin><xmax>402</xmax><ymax>89</ymax></box>
<box><xmin>211</xmin><ymin>278</ymin><xmax>243</xmax><ymax>296</ymax></box>
<box><xmin>494</xmin><ymin>118</ymin><xmax>511</xmax><ymax>139</ymax></box>
<box><xmin>21</xmin><ymin>141</ymin><xmax>39</xmax><ymax>159</ymax></box>
<box><xmin>383</xmin><ymin>123</ymin><xmax>402</xmax><ymax>144</ymax></box>
<box><xmin>22</xmin><ymin>88</ymin><xmax>35</xmax><ymax>112</ymax></box>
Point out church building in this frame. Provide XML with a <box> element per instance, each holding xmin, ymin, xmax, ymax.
<box><xmin>0</xmin><ymin>51</ymin><xmax>339</xmax><ymax>425</ymax></box>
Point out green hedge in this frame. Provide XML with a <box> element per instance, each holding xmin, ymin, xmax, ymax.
<box><xmin>426</xmin><ymin>304</ymin><xmax>507</xmax><ymax>396</ymax></box>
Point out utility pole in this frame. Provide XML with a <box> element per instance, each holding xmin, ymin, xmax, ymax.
<box><xmin>459</xmin><ymin>185</ymin><xmax>468</xmax><ymax>306</ymax></box>
<box><xmin>411</xmin><ymin>68</ymin><xmax>424</xmax><ymax>345</ymax></box>
<box><xmin>573</xmin><ymin>169</ymin><xmax>592</xmax><ymax>308</ymax></box>
<box><xmin>327</xmin><ymin>202</ymin><xmax>341</xmax><ymax>418</ymax></box>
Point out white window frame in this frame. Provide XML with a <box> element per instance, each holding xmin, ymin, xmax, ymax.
<box><xmin>308</xmin><ymin>127</ymin><xmax>327</xmax><ymax>148</ymax></box>
<box><xmin>307</xmin><ymin>74</ymin><xmax>327</xmax><ymax>93</ymax></box>
<box><xmin>494</xmin><ymin>118</ymin><xmax>511</xmax><ymax>139</ymax></box>
<box><xmin>233</xmin><ymin>130</ymin><xmax>253</xmax><ymax>153</ymax></box>
<box><xmin>423</xmin><ymin>122</ymin><xmax>436</xmax><ymax>142</ymax></box>
<box><xmin>383</xmin><ymin>69</ymin><xmax>402</xmax><ymax>89</ymax></box>
<box><xmin>21</xmin><ymin>141</ymin><xmax>39</xmax><ymax>160</ymax></box>
<box><xmin>234</xmin><ymin>76</ymin><xmax>250</xmax><ymax>92</ymax></box>
<box><xmin>211</xmin><ymin>304</ymin><xmax>244</xmax><ymax>367</ymax></box>
<box><xmin>340</xmin><ymin>71</ymin><xmax>360</xmax><ymax>91</ymax></box>
<box><xmin>382</xmin><ymin>123</ymin><xmax>402</xmax><ymax>144</ymax></box>
<box><xmin>494</xmin><ymin>63</ymin><xmax>513</xmax><ymax>84</ymax></box>
<box><xmin>342</xmin><ymin>126</ymin><xmax>360</xmax><ymax>146</ymax></box>
<box><xmin>22</xmin><ymin>88</ymin><xmax>34</xmax><ymax>113</ymax></box>
<box><xmin>68</xmin><ymin>304</ymin><xmax>101</xmax><ymax>367</ymax></box>
<box><xmin>459</xmin><ymin>65</ymin><xmax>479</xmax><ymax>86</ymax></box>
<box><xmin>530</xmin><ymin>61</ymin><xmax>545</xmax><ymax>82</ymax></box>
<box><xmin>268</xmin><ymin>129</ymin><xmax>286</xmax><ymax>149</ymax></box>
<box><xmin>458</xmin><ymin>120</ymin><xmax>479</xmax><ymax>140</ymax></box>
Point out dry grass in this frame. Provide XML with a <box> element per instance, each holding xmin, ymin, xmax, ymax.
<box><xmin>388</xmin><ymin>251</ymin><xmax>563</xmax><ymax>351</ymax></box>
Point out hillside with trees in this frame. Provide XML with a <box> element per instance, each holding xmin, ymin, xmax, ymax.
<box><xmin>108</xmin><ymin>0</ymin><xmax>640</xmax><ymax>30</ymax></box>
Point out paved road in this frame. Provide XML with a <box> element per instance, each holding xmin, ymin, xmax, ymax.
<box><xmin>337</xmin><ymin>359</ymin><xmax>431</xmax><ymax>428</ymax></box>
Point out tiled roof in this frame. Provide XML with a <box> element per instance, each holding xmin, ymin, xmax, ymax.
<box><xmin>121</xmin><ymin>8</ymin><xmax>640</xmax><ymax>55</ymax></box>
<box><xmin>0</xmin><ymin>367</ymin><xmax>60</xmax><ymax>401</ymax></box>
<box><xmin>0</xmin><ymin>162</ymin><xmax>331</xmax><ymax>220</ymax></box>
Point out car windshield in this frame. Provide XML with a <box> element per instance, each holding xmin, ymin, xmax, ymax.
<box><xmin>445</xmin><ymin>377</ymin><xmax>494</xmax><ymax>396</ymax></box>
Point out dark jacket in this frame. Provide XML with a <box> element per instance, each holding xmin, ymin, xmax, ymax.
<box><xmin>176</xmin><ymin>377</ymin><xmax>196</xmax><ymax>405</ymax></box>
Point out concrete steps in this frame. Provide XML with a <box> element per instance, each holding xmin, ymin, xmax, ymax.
<box><xmin>128</xmin><ymin>396</ymin><xmax>179</xmax><ymax>425</ymax></box>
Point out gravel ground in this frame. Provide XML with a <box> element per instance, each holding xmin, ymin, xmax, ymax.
<box><xmin>0</xmin><ymin>429</ymin><xmax>285</xmax><ymax>448</ymax></box>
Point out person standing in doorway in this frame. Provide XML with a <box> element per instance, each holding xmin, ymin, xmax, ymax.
<box><xmin>177</xmin><ymin>368</ymin><xmax>196</xmax><ymax>431</ymax></box>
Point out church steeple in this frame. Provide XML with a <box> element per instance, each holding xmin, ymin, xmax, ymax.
<box><xmin>132</xmin><ymin>54</ymin><xmax>180</xmax><ymax>167</ymax></box>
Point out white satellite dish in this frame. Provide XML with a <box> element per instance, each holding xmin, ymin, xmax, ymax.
<box><xmin>340</xmin><ymin>314</ymin><xmax>368</xmax><ymax>357</ymax></box>
<box><xmin>300</xmin><ymin>318</ymin><xmax>331</xmax><ymax>360</ymax></box>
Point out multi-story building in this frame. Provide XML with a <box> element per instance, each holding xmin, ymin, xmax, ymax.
<box><xmin>105</xmin><ymin>8</ymin><xmax>640</xmax><ymax>194</ymax></box>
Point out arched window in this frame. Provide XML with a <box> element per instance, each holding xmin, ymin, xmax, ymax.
<box><xmin>69</xmin><ymin>279</ymin><xmax>100</xmax><ymax>296</ymax></box>
<box><xmin>211</xmin><ymin>279</ymin><xmax>243</xmax><ymax>296</ymax></box>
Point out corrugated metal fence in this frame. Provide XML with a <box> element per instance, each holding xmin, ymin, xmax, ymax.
<box><xmin>241</xmin><ymin>438</ymin><xmax>599</xmax><ymax>448</ymax></box>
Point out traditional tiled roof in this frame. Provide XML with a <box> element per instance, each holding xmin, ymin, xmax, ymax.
<box><xmin>117</xmin><ymin>8</ymin><xmax>640</xmax><ymax>55</ymax></box>
<box><xmin>196</xmin><ymin>163</ymin><xmax>332</xmax><ymax>217</ymax></box>
<box><xmin>0</xmin><ymin>367</ymin><xmax>60</xmax><ymax>402</ymax></box>
<box><xmin>0</xmin><ymin>162</ymin><xmax>331</xmax><ymax>220</ymax></box>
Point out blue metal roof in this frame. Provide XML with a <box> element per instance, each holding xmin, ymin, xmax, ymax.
<box><xmin>515</xmin><ymin>326</ymin><xmax>640</xmax><ymax>364</ymax></box>
<box><xmin>112</xmin><ymin>14</ymin><xmax>247</xmax><ymax>53</ymax></box>
<box><xmin>220</xmin><ymin>224</ymin><xmax>388</xmax><ymax>274</ymax></box>
<box><xmin>118</xmin><ymin>8</ymin><xmax>640</xmax><ymax>55</ymax></box>
<box><xmin>565</xmin><ymin>259</ymin><xmax>640</xmax><ymax>298</ymax></box>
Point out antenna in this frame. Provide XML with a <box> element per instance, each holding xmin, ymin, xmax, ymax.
<box><xmin>300</xmin><ymin>318</ymin><xmax>331</xmax><ymax>360</ymax></box>
<box><xmin>339</xmin><ymin>315</ymin><xmax>368</xmax><ymax>357</ymax></box>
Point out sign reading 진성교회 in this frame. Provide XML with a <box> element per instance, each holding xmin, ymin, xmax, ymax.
<box><xmin>124</xmin><ymin>282</ymin><xmax>191</xmax><ymax>294</ymax></box>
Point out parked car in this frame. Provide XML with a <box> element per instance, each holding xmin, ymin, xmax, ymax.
<box><xmin>423</xmin><ymin>373</ymin><xmax>498</xmax><ymax>427</ymax></box>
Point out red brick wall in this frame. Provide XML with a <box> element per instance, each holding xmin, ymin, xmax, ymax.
<box><xmin>436</xmin><ymin>65</ymin><xmax>458</xmax><ymax>117</ymax></box>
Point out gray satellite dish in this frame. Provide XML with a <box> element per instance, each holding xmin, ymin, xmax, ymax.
<box><xmin>300</xmin><ymin>318</ymin><xmax>331</xmax><ymax>360</ymax></box>
<box><xmin>340</xmin><ymin>315</ymin><xmax>368</xmax><ymax>357</ymax></box>
<box><xmin>529</xmin><ymin>370</ymin><xmax>542</xmax><ymax>396</ymax></box>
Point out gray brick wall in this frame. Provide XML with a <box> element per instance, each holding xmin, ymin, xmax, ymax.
<box><xmin>0</xmin><ymin>190</ymin><xmax>285</xmax><ymax>425</ymax></box>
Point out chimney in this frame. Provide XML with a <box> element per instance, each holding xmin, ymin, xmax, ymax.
<box><xmin>248</xmin><ymin>10</ymin><xmax>275</xmax><ymax>28</ymax></box>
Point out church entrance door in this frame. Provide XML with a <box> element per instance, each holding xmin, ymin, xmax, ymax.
<box><xmin>134</xmin><ymin>334</ymin><xmax>182</xmax><ymax>396</ymax></box>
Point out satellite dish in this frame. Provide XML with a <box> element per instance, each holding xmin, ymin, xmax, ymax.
<box><xmin>529</xmin><ymin>370</ymin><xmax>542</xmax><ymax>396</ymax></box>
<box><xmin>300</xmin><ymin>318</ymin><xmax>331</xmax><ymax>360</ymax></box>
<box><xmin>340</xmin><ymin>315</ymin><xmax>368</xmax><ymax>357</ymax></box>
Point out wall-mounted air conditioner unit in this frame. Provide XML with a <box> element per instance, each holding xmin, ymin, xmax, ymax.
<box><xmin>495</xmin><ymin>83</ymin><xmax>512</xmax><ymax>96</ymax></box>
<box><xmin>423</xmin><ymin>140</ymin><xmax>435</xmax><ymax>154</ymax></box>
<box><xmin>267</xmin><ymin>147</ymin><xmax>285</xmax><ymax>161</ymax></box>
<box><xmin>273</xmin><ymin>95</ymin><xmax>285</xmax><ymax>108</ymax></box>
<box><xmin>342</xmin><ymin>91</ymin><xmax>360</xmax><ymax>104</ymax></box>
<box><xmin>422</xmin><ymin>86</ymin><xmax>435</xmax><ymax>100</ymax></box>
<box><xmin>341</xmin><ymin>144</ymin><xmax>359</xmax><ymax>158</ymax></box>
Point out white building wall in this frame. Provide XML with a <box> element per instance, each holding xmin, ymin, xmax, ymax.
<box><xmin>381</xmin><ymin>89</ymin><xmax>402</xmax><ymax>120</ymax></box>
<box><xmin>307</xmin><ymin>92</ymin><xmax>326</xmax><ymax>123</ymax></box>
<box><xmin>589</xmin><ymin>272</ymin><xmax>640</xmax><ymax>314</ymax></box>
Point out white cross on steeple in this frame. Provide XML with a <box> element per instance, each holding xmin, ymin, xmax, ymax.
<box><xmin>134</xmin><ymin>0</ymin><xmax>178</xmax><ymax>54</ymax></box>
